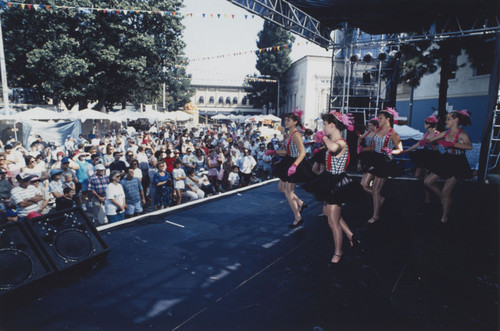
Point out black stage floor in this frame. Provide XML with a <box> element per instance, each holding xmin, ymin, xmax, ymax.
<box><xmin>1</xmin><ymin>179</ymin><xmax>498</xmax><ymax>331</ymax></box>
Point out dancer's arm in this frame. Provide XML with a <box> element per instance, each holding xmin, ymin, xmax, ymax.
<box><xmin>389</xmin><ymin>131</ymin><xmax>403</xmax><ymax>155</ymax></box>
<box><xmin>454</xmin><ymin>131</ymin><xmax>473</xmax><ymax>150</ymax></box>
<box><xmin>322</xmin><ymin>136</ymin><xmax>345</xmax><ymax>154</ymax></box>
<box><xmin>292</xmin><ymin>133</ymin><xmax>306</xmax><ymax>166</ymax></box>
<box><xmin>427</xmin><ymin>131</ymin><xmax>446</xmax><ymax>143</ymax></box>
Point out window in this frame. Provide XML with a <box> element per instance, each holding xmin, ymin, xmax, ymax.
<box><xmin>242</xmin><ymin>96</ymin><xmax>248</xmax><ymax>105</ymax></box>
<box><xmin>209</xmin><ymin>96</ymin><xmax>215</xmax><ymax>104</ymax></box>
<box><xmin>225</xmin><ymin>97</ymin><xmax>231</xmax><ymax>105</ymax></box>
<box><xmin>218</xmin><ymin>97</ymin><xmax>224</xmax><ymax>105</ymax></box>
<box><xmin>198</xmin><ymin>96</ymin><xmax>204</xmax><ymax>104</ymax></box>
<box><xmin>232</xmin><ymin>97</ymin><xmax>238</xmax><ymax>105</ymax></box>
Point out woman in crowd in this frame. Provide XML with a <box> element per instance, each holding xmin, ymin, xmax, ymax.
<box><xmin>403</xmin><ymin>114</ymin><xmax>441</xmax><ymax>203</ymax></box>
<box><xmin>194</xmin><ymin>149</ymin><xmax>205</xmax><ymax>172</ymax></box>
<box><xmin>271</xmin><ymin>110</ymin><xmax>312</xmax><ymax>228</ymax></box>
<box><xmin>103</xmin><ymin>144</ymin><xmax>115</xmax><ymax>168</ymax></box>
<box><xmin>424</xmin><ymin>110</ymin><xmax>473</xmax><ymax>223</ymax></box>
<box><xmin>105</xmin><ymin>170</ymin><xmax>127</xmax><ymax>223</ymax></box>
<box><xmin>305</xmin><ymin>111</ymin><xmax>360</xmax><ymax>266</ymax></box>
<box><xmin>357</xmin><ymin>117</ymin><xmax>378</xmax><ymax>194</ymax></box>
<box><xmin>364</xmin><ymin>108</ymin><xmax>403</xmax><ymax>224</ymax></box>
<box><xmin>152</xmin><ymin>161</ymin><xmax>172</xmax><ymax>210</ymax></box>
<box><xmin>206</xmin><ymin>148</ymin><xmax>219</xmax><ymax>189</ymax></box>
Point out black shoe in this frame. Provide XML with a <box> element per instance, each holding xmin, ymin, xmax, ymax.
<box><xmin>328</xmin><ymin>253</ymin><xmax>343</xmax><ymax>268</ymax></box>
<box><xmin>350</xmin><ymin>233</ymin><xmax>361</xmax><ymax>248</ymax></box>
<box><xmin>299</xmin><ymin>202</ymin><xmax>308</xmax><ymax>214</ymax></box>
<box><xmin>288</xmin><ymin>219</ymin><xmax>304</xmax><ymax>229</ymax></box>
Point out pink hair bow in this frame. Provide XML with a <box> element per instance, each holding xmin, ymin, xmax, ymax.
<box><xmin>425</xmin><ymin>114</ymin><xmax>438</xmax><ymax>123</ymax></box>
<box><xmin>381</xmin><ymin>107</ymin><xmax>399</xmax><ymax>119</ymax></box>
<box><xmin>292</xmin><ymin>107</ymin><xmax>304</xmax><ymax>119</ymax></box>
<box><xmin>330</xmin><ymin>111</ymin><xmax>355</xmax><ymax>131</ymax></box>
<box><xmin>455</xmin><ymin>109</ymin><xmax>470</xmax><ymax>117</ymax></box>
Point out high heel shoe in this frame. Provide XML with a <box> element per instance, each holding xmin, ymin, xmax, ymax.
<box><xmin>288</xmin><ymin>218</ymin><xmax>304</xmax><ymax>229</ymax></box>
<box><xmin>349</xmin><ymin>233</ymin><xmax>361</xmax><ymax>248</ymax></box>
<box><xmin>367</xmin><ymin>217</ymin><xmax>379</xmax><ymax>224</ymax></box>
<box><xmin>299</xmin><ymin>202</ymin><xmax>308</xmax><ymax>214</ymax></box>
<box><xmin>328</xmin><ymin>253</ymin><xmax>343</xmax><ymax>268</ymax></box>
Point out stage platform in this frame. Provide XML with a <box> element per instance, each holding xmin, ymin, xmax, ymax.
<box><xmin>0</xmin><ymin>178</ymin><xmax>498</xmax><ymax>331</ymax></box>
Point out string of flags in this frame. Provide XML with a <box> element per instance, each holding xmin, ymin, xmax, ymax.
<box><xmin>0</xmin><ymin>1</ymin><xmax>260</xmax><ymax>19</ymax></box>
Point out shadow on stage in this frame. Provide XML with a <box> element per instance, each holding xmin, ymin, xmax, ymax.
<box><xmin>0</xmin><ymin>178</ymin><xmax>498</xmax><ymax>331</ymax></box>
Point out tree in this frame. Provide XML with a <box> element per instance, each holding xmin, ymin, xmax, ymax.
<box><xmin>245</xmin><ymin>21</ymin><xmax>295</xmax><ymax>114</ymax></box>
<box><xmin>2</xmin><ymin>0</ymin><xmax>193</xmax><ymax>111</ymax></box>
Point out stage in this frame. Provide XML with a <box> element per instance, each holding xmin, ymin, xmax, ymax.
<box><xmin>0</xmin><ymin>178</ymin><xmax>498</xmax><ymax>331</ymax></box>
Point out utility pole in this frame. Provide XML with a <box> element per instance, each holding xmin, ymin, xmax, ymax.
<box><xmin>0</xmin><ymin>14</ymin><xmax>10</xmax><ymax>115</ymax></box>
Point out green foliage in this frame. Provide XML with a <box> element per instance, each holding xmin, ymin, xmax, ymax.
<box><xmin>2</xmin><ymin>0</ymin><xmax>193</xmax><ymax>111</ymax></box>
<box><xmin>246</xmin><ymin>21</ymin><xmax>295</xmax><ymax>111</ymax></box>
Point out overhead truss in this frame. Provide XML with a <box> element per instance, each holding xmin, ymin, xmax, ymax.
<box><xmin>227</xmin><ymin>0</ymin><xmax>330</xmax><ymax>48</ymax></box>
<box><xmin>228</xmin><ymin>0</ymin><xmax>500</xmax><ymax>48</ymax></box>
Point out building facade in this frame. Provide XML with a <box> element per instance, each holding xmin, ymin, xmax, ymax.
<box><xmin>282</xmin><ymin>56</ymin><xmax>332</xmax><ymax>130</ymax></box>
<box><xmin>190</xmin><ymin>84</ymin><xmax>264</xmax><ymax>116</ymax></box>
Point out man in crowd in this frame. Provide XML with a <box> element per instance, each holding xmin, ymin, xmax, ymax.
<box><xmin>89</xmin><ymin>163</ymin><xmax>109</xmax><ymax>225</ymax></box>
<box><xmin>120</xmin><ymin>167</ymin><xmax>145</xmax><ymax>218</ymax></box>
<box><xmin>11</xmin><ymin>173</ymin><xmax>43</xmax><ymax>220</ymax></box>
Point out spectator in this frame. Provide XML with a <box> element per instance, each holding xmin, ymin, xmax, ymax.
<box><xmin>197</xmin><ymin>168</ymin><xmax>216</xmax><ymax>196</ymax></box>
<box><xmin>89</xmin><ymin>164</ymin><xmax>109</xmax><ymax>225</ymax></box>
<box><xmin>11</xmin><ymin>173</ymin><xmax>43</xmax><ymax>220</ymax></box>
<box><xmin>103</xmin><ymin>144</ymin><xmax>115</xmax><ymax>168</ymax></box>
<box><xmin>164</xmin><ymin>149</ymin><xmax>176</xmax><ymax>173</ymax></box>
<box><xmin>185</xmin><ymin>168</ymin><xmax>205</xmax><ymax>201</ymax></box>
<box><xmin>55</xmin><ymin>186</ymin><xmax>76</xmax><ymax>211</ymax></box>
<box><xmin>30</xmin><ymin>176</ymin><xmax>50</xmax><ymax>214</ymax></box>
<box><xmin>0</xmin><ymin>169</ymin><xmax>12</xmax><ymax>211</ymax></box>
<box><xmin>49</xmin><ymin>169</ymin><xmax>64</xmax><ymax>199</ymax></box>
<box><xmin>105</xmin><ymin>170</ymin><xmax>127</xmax><ymax>223</ymax></box>
<box><xmin>228</xmin><ymin>166</ymin><xmax>241</xmax><ymax>190</ymax></box>
<box><xmin>152</xmin><ymin>162</ymin><xmax>172</xmax><ymax>210</ymax></box>
<box><xmin>121</xmin><ymin>167</ymin><xmax>145</xmax><ymax>218</ymax></box>
<box><xmin>194</xmin><ymin>149</ymin><xmax>205</xmax><ymax>172</ymax></box>
<box><xmin>238</xmin><ymin>149</ymin><xmax>257</xmax><ymax>187</ymax></box>
<box><xmin>182</xmin><ymin>148</ymin><xmax>196</xmax><ymax>171</ymax></box>
<box><xmin>109</xmin><ymin>151</ymin><xmax>127</xmax><ymax>175</ymax></box>
<box><xmin>147</xmin><ymin>157</ymin><xmax>158</xmax><ymax>201</ymax></box>
<box><xmin>172</xmin><ymin>160</ymin><xmax>186</xmax><ymax>205</ymax></box>
<box><xmin>130</xmin><ymin>159</ymin><xmax>143</xmax><ymax>182</ymax></box>
<box><xmin>206</xmin><ymin>149</ymin><xmax>219</xmax><ymax>189</ymax></box>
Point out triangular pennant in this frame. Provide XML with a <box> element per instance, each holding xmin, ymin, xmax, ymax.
<box><xmin>7</xmin><ymin>2</ymin><xmax>11</xmax><ymax>8</ymax></box>
<box><xmin>115</xmin><ymin>10</ymin><xmax>120</xmax><ymax>14</ymax></box>
<box><xmin>172</xmin><ymin>11</ymin><xmax>176</xmax><ymax>16</ymax></box>
<box><xmin>45</xmin><ymin>5</ymin><xmax>50</xmax><ymax>10</ymax></box>
<box><xmin>217</xmin><ymin>14</ymin><xmax>220</xmax><ymax>18</ymax></box>
<box><xmin>20</xmin><ymin>3</ymin><xmax>25</xmax><ymax>9</ymax></box>
<box><xmin>102</xmin><ymin>9</ymin><xmax>107</xmax><ymax>13</ymax></box>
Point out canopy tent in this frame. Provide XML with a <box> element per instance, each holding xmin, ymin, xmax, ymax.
<box><xmin>212</xmin><ymin>114</ymin><xmax>228</xmax><ymax>120</ymax></box>
<box><xmin>12</xmin><ymin>107</ymin><xmax>66</xmax><ymax>121</ymax></box>
<box><xmin>394</xmin><ymin>124</ymin><xmax>424</xmax><ymax>141</ymax></box>
<box><xmin>163</xmin><ymin>111</ymin><xmax>193</xmax><ymax>122</ymax></box>
<box><xmin>262</xmin><ymin>114</ymin><xmax>282</xmax><ymax>122</ymax></box>
<box><xmin>68</xmin><ymin>109</ymin><xmax>113</xmax><ymax>121</ymax></box>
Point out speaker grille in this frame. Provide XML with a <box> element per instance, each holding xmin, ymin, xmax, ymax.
<box><xmin>54</xmin><ymin>229</ymin><xmax>93</xmax><ymax>262</ymax></box>
<box><xmin>0</xmin><ymin>248</ymin><xmax>34</xmax><ymax>290</ymax></box>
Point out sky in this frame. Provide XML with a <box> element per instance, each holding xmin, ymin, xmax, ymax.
<box><xmin>181</xmin><ymin>0</ymin><xmax>331</xmax><ymax>85</ymax></box>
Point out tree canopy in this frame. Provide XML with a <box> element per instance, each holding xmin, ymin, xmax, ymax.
<box><xmin>245</xmin><ymin>21</ymin><xmax>295</xmax><ymax>113</ymax></box>
<box><xmin>2</xmin><ymin>0</ymin><xmax>194</xmax><ymax>111</ymax></box>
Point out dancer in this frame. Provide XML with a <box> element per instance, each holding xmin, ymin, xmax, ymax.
<box><xmin>403</xmin><ymin>114</ymin><xmax>441</xmax><ymax>203</ymax></box>
<box><xmin>357</xmin><ymin>117</ymin><xmax>378</xmax><ymax>194</ymax></box>
<box><xmin>365</xmin><ymin>108</ymin><xmax>403</xmax><ymax>224</ymax></box>
<box><xmin>305</xmin><ymin>111</ymin><xmax>360</xmax><ymax>265</ymax></box>
<box><xmin>424</xmin><ymin>110</ymin><xmax>473</xmax><ymax>223</ymax></box>
<box><xmin>270</xmin><ymin>110</ymin><xmax>312</xmax><ymax>228</ymax></box>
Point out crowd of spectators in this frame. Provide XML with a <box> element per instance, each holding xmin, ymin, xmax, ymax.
<box><xmin>0</xmin><ymin>121</ymin><xmax>310</xmax><ymax>225</ymax></box>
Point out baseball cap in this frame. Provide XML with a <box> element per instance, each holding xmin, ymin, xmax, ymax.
<box><xmin>26</xmin><ymin>211</ymin><xmax>43</xmax><ymax>219</ymax></box>
<box><xmin>61</xmin><ymin>157</ymin><xmax>70</xmax><ymax>163</ymax></box>
<box><xmin>57</xmin><ymin>151</ymin><xmax>65</xmax><ymax>157</ymax></box>
<box><xmin>95</xmin><ymin>164</ymin><xmax>106</xmax><ymax>171</ymax></box>
<box><xmin>5</xmin><ymin>209</ymin><xmax>17</xmax><ymax>217</ymax></box>
<box><xmin>16</xmin><ymin>173</ymin><xmax>34</xmax><ymax>182</ymax></box>
<box><xmin>50</xmin><ymin>169</ymin><xmax>64</xmax><ymax>177</ymax></box>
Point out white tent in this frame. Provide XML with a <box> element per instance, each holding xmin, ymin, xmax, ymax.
<box><xmin>18</xmin><ymin>107</ymin><xmax>66</xmax><ymax>120</ymax></box>
<box><xmin>167</xmin><ymin>111</ymin><xmax>193</xmax><ymax>122</ymax></box>
<box><xmin>245</xmin><ymin>115</ymin><xmax>264</xmax><ymax>123</ymax></box>
<box><xmin>262</xmin><ymin>114</ymin><xmax>282</xmax><ymax>122</ymax></box>
<box><xmin>212</xmin><ymin>114</ymin><xmax>228</xmax><ymax>120</ymax></box>
<box><xmin>394</xmin><ymin>124</ymin><xmax>424</xmax><ymax>140</ymax></box>
<box><xmin>69</xmin><ymin>109</ymin><xmax>113</xmax><ymax>121</ymax></box>
<box><xmin>109</xmin><ymin>109</ymin><xmax>142</xmax><ymax>122</ymax></box>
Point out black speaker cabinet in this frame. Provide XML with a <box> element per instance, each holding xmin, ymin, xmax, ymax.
<box><xmin>25</xmin><ymin>208</ymin><xmax>109</xmax><ymax>271</ymax></box>
<box><xmin>0</xmin><ymin>222</ymin><xmax>54</xmax><ymax>294</ymax></box>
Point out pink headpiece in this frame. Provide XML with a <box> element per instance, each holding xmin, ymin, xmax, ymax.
<box><xmin>368</xmin><ymin>117</ymin><xmax>379</xmax><ymax>122</ymax></box>
<box><xmin>381</xmin><ymin>107</ymin><xmax>399</xmax><ymax>119</ymax></box>
<box><xmin>330</xmin><ymin>111</ymin><xmax>355</xmax><ymax>131</ymax></box>
<box><xmin>425</xmin><ymin>114</ymin><xmax>438</xmax><ymax>123</ymax></box>
<box><xmin>454</xmin><ymin>109</ymin><xmax>470</xmax><ymax>117</ymax></box>
<box><xmin>291</xmin><ymin>107</ymin><xmax>303</xmax><ymax>119</ymax></box>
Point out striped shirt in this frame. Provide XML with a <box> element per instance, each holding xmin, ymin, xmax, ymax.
<box><xmin>120</xmin><ymin>177</ymin><xmax>143</xmax><ymax>204</ymax></box>
<box><xmin>11</xmin><ymin>185</ymin><xmax>40</xmax><ymax>217</ymax></box>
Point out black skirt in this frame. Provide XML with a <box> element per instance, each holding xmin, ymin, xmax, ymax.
<box><xmin>429</xmin><ymin>153</ymin><xmax>472</xmax><ymax>180</ymax></box>
<box><xmin>358</xmin><ymin>151</ymin><xmax>375</xmax><ymax>173</ymax></box>
<box><xmin>303</xmin><ymin>172</ymin><xmax>362</xmax><ymax>206</ymax></box>
<box><xmin>366</xmin><ymin>152</ymin><xmax>401</xmax><ymax>178</ymax></box>
<box><xmin>272</xmin><ymin>155</ymin><xmax>314</xmax><ymax>183</ymax></box>
<box><xmin>409</xmin><ymin>149</ymin><xmax>441</xmax><ymax>169</ymax></box>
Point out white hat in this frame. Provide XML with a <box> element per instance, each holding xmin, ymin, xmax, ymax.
<box><xmin>95</xmin><ymin>164</ymin><xmax>106</xmax><ymax>171</ymax></box>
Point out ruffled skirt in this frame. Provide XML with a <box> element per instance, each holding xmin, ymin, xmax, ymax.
<box><xmin>303</xmin><ymin>172</ymin><xmax>362</xmax><ymax>205</ymax></box>
<box><xmin>366</xmin><ymin>152</ymin><xmax>401</xmax><ymax>178</ymax></box>
<box><xmin>409</xmin><ymin>149</ymin><xmax>441</xmax><ymax>169</ymax></box>
<box><xmin>272</xmin><ymin>155</ymin><xmax>314</xmax><ymax>183</ymax></box>
<box><xmin>429</xmin><ymin>153</ymin><xmax>472</xmax><ymax>180</ymax></box>
<box><xmin>358</xmin><ymin>151</ymin><xmax>375</xmax><ymax>173</ymax></box>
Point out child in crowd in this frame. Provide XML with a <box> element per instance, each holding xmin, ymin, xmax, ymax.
<box><xmin>56</xmin><ymin>186</ymin><xmax>76</xmax><ymax>211</ymax></box>
<box><xmin>172</xmin><ymin>160</ymin><xmax>186</xmax><ymax>205</ymax></box>
<box><xmin>228</xmin><ymin>166</ymin><xmax>240</xmax><ymax>190</ymax></box>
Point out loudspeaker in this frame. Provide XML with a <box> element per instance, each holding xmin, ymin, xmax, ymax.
<box><xmin>0</xmin><ymin>222</ymin><xmax>54</xmax><ymax>294</ymax></box>
<box><xmin>25</xmin><ymin>208</ymin><xmax>109</xmax><ymax>271</ymax></box>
